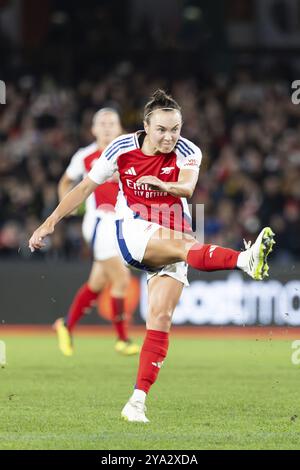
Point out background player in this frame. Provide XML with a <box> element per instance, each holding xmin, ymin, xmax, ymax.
<box><xmin>54</xmin><ymin>108</ymin><xmax>140</xmax><ymax>357</ymax></box>
<box><xmin>29</xmin><ymin>90</ymin><xmax>275</xmax><ymax>422</ymax></box>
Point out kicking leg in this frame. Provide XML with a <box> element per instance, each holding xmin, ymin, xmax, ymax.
<box><xmin>143</xmin><ymin>226</ymin><xmax>275</xmax><ymax>280</ymax></box>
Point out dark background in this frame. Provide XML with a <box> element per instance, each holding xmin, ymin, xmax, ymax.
<box><xmin>0</xmin><ymin>0</ymin><xmax>300</xmax><ymax>326</ymax></box>
<box><xmin>1</xmin><ymin>0</ymin><xmax>300</xmax><ymax>263</ymax></box>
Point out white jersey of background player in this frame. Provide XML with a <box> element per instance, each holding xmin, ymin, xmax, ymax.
<box><xmin>54</xmin><ymin>108</ymin><xmax>140</xmax><ymax>357</ymax></box>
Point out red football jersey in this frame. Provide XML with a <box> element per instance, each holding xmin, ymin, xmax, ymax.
<box><xmin>88</xmin><ymin>132</ymin><xmax>202</xmax><ymax>231</ymax></box>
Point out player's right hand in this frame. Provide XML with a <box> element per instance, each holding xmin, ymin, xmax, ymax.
<box><xmin>29</xmin><ymin>220</ymin><xmax>55</xmax><ymax>252</ymax></box>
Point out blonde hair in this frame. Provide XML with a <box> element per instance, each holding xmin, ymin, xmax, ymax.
<box><xmin>93</xmin><ymin>107</ymin><xmax>120</xmax><ymax>124</ymax></box>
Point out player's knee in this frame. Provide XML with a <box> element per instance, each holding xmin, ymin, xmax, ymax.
<box><xmin>87</xmin><ymin>274</ymin><xmax>106</xmax><ymax>293</ymax></box>
<box><xmin>148</xmin><ymin>306</ymin><xmax>173</xmax><ymax>330</ymax></box>
<box><xmin>111</xmin><ymin>271</ymin><xmax>130</xmax><ymax>294</ymax></box>
<box><xmin>87</xmin><ymin>280</ymin><xmax>103</xmax><ymax>293</ymax></box>
<box><xmin>173</xmin><ymin>237</ymin><xmax>196</xmax><ymax>261</ymax></box>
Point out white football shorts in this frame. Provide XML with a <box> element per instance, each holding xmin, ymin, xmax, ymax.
<box><xmin>115</xmin><ymin>217</ymin><xmax>189</xmax><ymax>286</ymax></box>
<box><xmin>82</xmin><ymin>211</ymin><xmax>119</xmax><ymax>261</ymax></box>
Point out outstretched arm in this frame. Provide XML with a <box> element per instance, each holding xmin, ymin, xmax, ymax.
<box><xmin>29</xmin><ymin>176</ymin><xmax>98</xmax><ymax>252</ymax></box>
<box><xmin>58</xmin><ymin>172</ymin><xmax>81</xmax><ymax>216</ymax></box>
<box><xmin>58</xmin><ymin>172</ymin><xmax>76</xmax><ymax>201</ymax></box>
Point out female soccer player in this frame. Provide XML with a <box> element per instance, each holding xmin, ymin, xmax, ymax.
<box><xmin>55</xmin><ymin>108</ymin><xmax>139</xmax><ymax>357</ymax></box>
<box><xmin>29</xmin><ymin>90</ymin><xmax>275</xmax><ymax>423</ymax></box>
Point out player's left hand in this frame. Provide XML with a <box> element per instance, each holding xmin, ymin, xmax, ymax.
<box><xmin>136</xmin><ymin>176</ymin><xmax>168</xmax><ymax>192</ymax></box>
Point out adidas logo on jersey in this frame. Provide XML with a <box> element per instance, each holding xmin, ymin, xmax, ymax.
<box><xmin>160</xmin><ymin>166</ymin><xmax>175</xmax><ymax>175</ymax></box>
<box><xmin>125</xmin><ymin>167</ymin><xmax>137</xmax><ymax>176</ymax></box>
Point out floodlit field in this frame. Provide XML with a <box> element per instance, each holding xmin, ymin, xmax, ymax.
<box><xmin>0</xmin><ymin>332</ymin><xmax>299</xmax><ymax>450</ymax></box>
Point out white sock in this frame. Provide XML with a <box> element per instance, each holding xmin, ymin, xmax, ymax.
<box><xmin>237</xmin><ymin>251</ymin><xmax>246</xmax><ymax>270</ymax></box>
<box><xmin>131</xmin><ymin>389</ymin><xmax>147</xmax><ymax>404</ymax></box>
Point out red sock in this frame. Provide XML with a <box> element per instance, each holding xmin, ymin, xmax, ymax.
<box><xmin>136</xmin><ymin>330</ymin><xmax>169</xmax><ymax>394</ymax></box>
<box><xmin>187</xmin><ymin>243</ymin><xmax>239</xmax><ymax>271</ymax></box>
<box><xmin>111</xmin><ymin>297</ymin><xmax>128</xmax><ymax>341</ymax></box>
<box><xmin>66</xmin><ymin>284</ymin><xmax>98</xmax><ymax>332</ymax></box>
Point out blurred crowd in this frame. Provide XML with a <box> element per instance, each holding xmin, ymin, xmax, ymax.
<box><xmin>1</xmin><ymin>66</ymin><xmax>300</xmax><ymax>261</ymax></box>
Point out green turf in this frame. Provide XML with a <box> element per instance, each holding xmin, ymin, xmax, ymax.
<box><xmin>0</xmin><ymin>334</ymin><xmax>299</xmax><ymax>450</ymax></box>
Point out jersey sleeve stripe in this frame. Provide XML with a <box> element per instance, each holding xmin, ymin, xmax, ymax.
<box><xmin>178</xmin><ymin>138</ymin><xmax>195</xmax><ymax>154</ymax></box>
<box><xmin>104</xmin><ymin>137</ymin><xmax>131</xmax><ymax>158</ymax></box>
<box><xmin>133</xmin><ymin>132</ymin><xmax>139</xmax><ymax>148</ymax></box>
<box><xmin>103</xmin><ymin>136</ymin><xmax>134</xmax><ymax>160</ymax></box>
<box><xmin>106</xmin><ymin>142</ymin><xmax>136</xmax><ymax>161</ymax></box>
<box><xmin>176</xmin><ymin>142</ymin><xmax>190</xmax><ymax>157</ymax></box>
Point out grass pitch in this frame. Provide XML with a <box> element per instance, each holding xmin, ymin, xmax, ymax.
<box><xmin>0</xmin><ymin>333</ymin><xmax>299</xmax><ymax>450</ymax></box>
